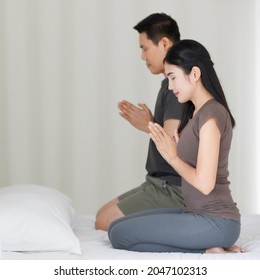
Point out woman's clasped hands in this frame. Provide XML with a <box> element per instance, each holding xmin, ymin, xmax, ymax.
<box><xmin>148</xmin><ymin>122</ymin><xmax>179</xmax><ymax>165</ymax></box>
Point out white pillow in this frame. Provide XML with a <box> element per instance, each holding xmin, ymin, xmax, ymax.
<box><xmin>0</xmin><ymin>184</ymin><xmax>81</xmax><ymax>254</ymax></box>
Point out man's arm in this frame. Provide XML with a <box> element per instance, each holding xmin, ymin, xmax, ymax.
<box><xmin>118</xmin><ymin>100</ymin><xmax>153</xmax><ymax>133</ymax></box>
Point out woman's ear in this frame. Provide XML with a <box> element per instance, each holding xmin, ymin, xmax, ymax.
<box><xmin>191</xmin><ymin>66</ymin><xmax>201</xmax><ymax>81</ymax></box>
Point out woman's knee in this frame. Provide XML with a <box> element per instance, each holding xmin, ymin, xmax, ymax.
<box><xmin>108</xmin><ymin>222</ymin><xmax>125</xmax><ymax>249</ymax></box>
<box><xmin>109</xmin><ymin>217</ymin><xmax>138</xmax><ymax>250</ymax></box>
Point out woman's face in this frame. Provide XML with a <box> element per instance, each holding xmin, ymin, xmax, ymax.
<box><xmin>164</xmin><ymin>63</ymin><xmax>196</xmax><ymax>103</ymax></box>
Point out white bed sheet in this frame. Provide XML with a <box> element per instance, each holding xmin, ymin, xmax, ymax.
<box><xmin>1</xmin><ymin>214</ymin><xmax>260</xmax><ymax>260</ymax></box>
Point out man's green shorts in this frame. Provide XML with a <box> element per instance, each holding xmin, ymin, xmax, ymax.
<box><xmin>117</xmin><ymin>175</ymin><xmax>184</xmax><ymax>215</ymax></box>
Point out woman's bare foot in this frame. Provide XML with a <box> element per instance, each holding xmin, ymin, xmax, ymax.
<box><xmin>206</xmin><ymin>245</ymin><xmax>245</xmax><ymax>254</ymax></box>
<box><xmin>225</xmin><ymin>245</ymin><xmax>245</xmax><ymax>253</ymax></box>
<box><xmin>206</xmin><ymin>247</ymin><xmax>225</xmax><ymax>253</ymax></box>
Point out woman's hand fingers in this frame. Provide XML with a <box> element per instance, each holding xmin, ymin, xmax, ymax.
<box><xmin>148</xmin><ymin>122</ymin><xmax>164</xmax><ymax>140</ymax></box>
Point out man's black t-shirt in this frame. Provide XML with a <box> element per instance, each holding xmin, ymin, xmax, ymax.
<box><xmin>146</xmin><ymin>78</ymin><xmax>183</xmax><ymax>186</ymax></box>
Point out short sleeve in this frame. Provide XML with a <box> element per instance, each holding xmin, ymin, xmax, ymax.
<box><xmin>197</xmin><ymin>101</ymin><xmax>231</xmax><ymax>135</ymax></box>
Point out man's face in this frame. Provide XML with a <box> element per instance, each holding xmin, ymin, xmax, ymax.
<box><xmin>138</xmin><ymin>32</ymin><xmax>169</xmax><ymax>75</ymax></box>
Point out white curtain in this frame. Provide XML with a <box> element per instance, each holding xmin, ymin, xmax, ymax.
<box><xmin>0</xmin><ymin>0</ymin><xmax>259</xmax><ymax>215</ymax></box>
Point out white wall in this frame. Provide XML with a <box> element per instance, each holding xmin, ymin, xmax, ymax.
<box><xmin>0</xmin><ymin>0</ymin><xmax>259</xmax><ymax>214</ymax></box>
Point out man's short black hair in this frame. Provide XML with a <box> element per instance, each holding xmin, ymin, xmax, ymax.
<box><xmin>134</xmin><ymin>13</ymin><xmax>181</xmax><ymax>45</ymax></box>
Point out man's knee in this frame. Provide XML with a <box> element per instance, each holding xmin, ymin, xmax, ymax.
<box><xmin>95</xmin><ymin>212</ymin><xmax>107</xmax><ymax>231</ymax></box>
<box><xmin>95</xmin><ymin>204</ymin><xmax>124</xmax><ymax>231</ymax></box>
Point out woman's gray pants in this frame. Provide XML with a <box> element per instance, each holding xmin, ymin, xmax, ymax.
<box><xmin>108</xmin><ymin>208</ymin><xmax>240</xmax><ymax>253</ymax></box>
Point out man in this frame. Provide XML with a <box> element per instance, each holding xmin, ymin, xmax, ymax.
<box><xmin>95</xmin><ymin>13</ymin><xmax>184</xmax><ymax>231</ymax></box>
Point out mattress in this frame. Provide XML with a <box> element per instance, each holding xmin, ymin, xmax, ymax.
<box><xmin>2</xmin><ymin>214</ymin><xmax>260</xmax><ymax>260</ymax></box>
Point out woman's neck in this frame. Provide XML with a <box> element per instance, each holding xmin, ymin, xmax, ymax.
<box><xmin>192</xmin><ymin>87</ymin><xmax>214</xmax><ymax>117</ymax></box>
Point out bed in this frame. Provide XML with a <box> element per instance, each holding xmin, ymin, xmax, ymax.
<box><xmin>1</xmin><ymin>185</ymin><xmax>260</xmax><ymax>260</ymax></box>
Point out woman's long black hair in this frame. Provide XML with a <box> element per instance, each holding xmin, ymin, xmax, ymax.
<box><xmin>164</xmin><ymin>39</ymin><xmax>235</xmax><ymax>133</ymax></box>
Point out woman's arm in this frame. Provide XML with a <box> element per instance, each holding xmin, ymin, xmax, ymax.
<box><xmin>163</xmin><ymin>119</ymin><xmax>180</xmax><ymax>137</ymax></box>
<box><xmin>148</xmin><ymin>119</ymin><xmax>220</xmax><ymax>195</ymax></box>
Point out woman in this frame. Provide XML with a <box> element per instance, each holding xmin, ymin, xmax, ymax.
<box><xmin>108</xmin><ymin>40</ymin><xmax>241</xmax><ymax>253</ymax></box>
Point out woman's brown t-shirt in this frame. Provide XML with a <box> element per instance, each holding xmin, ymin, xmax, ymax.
<box><xmin>177</xmin><ymin>99</ymin><xmax>240</xmax><ymax>221</ymax></box>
